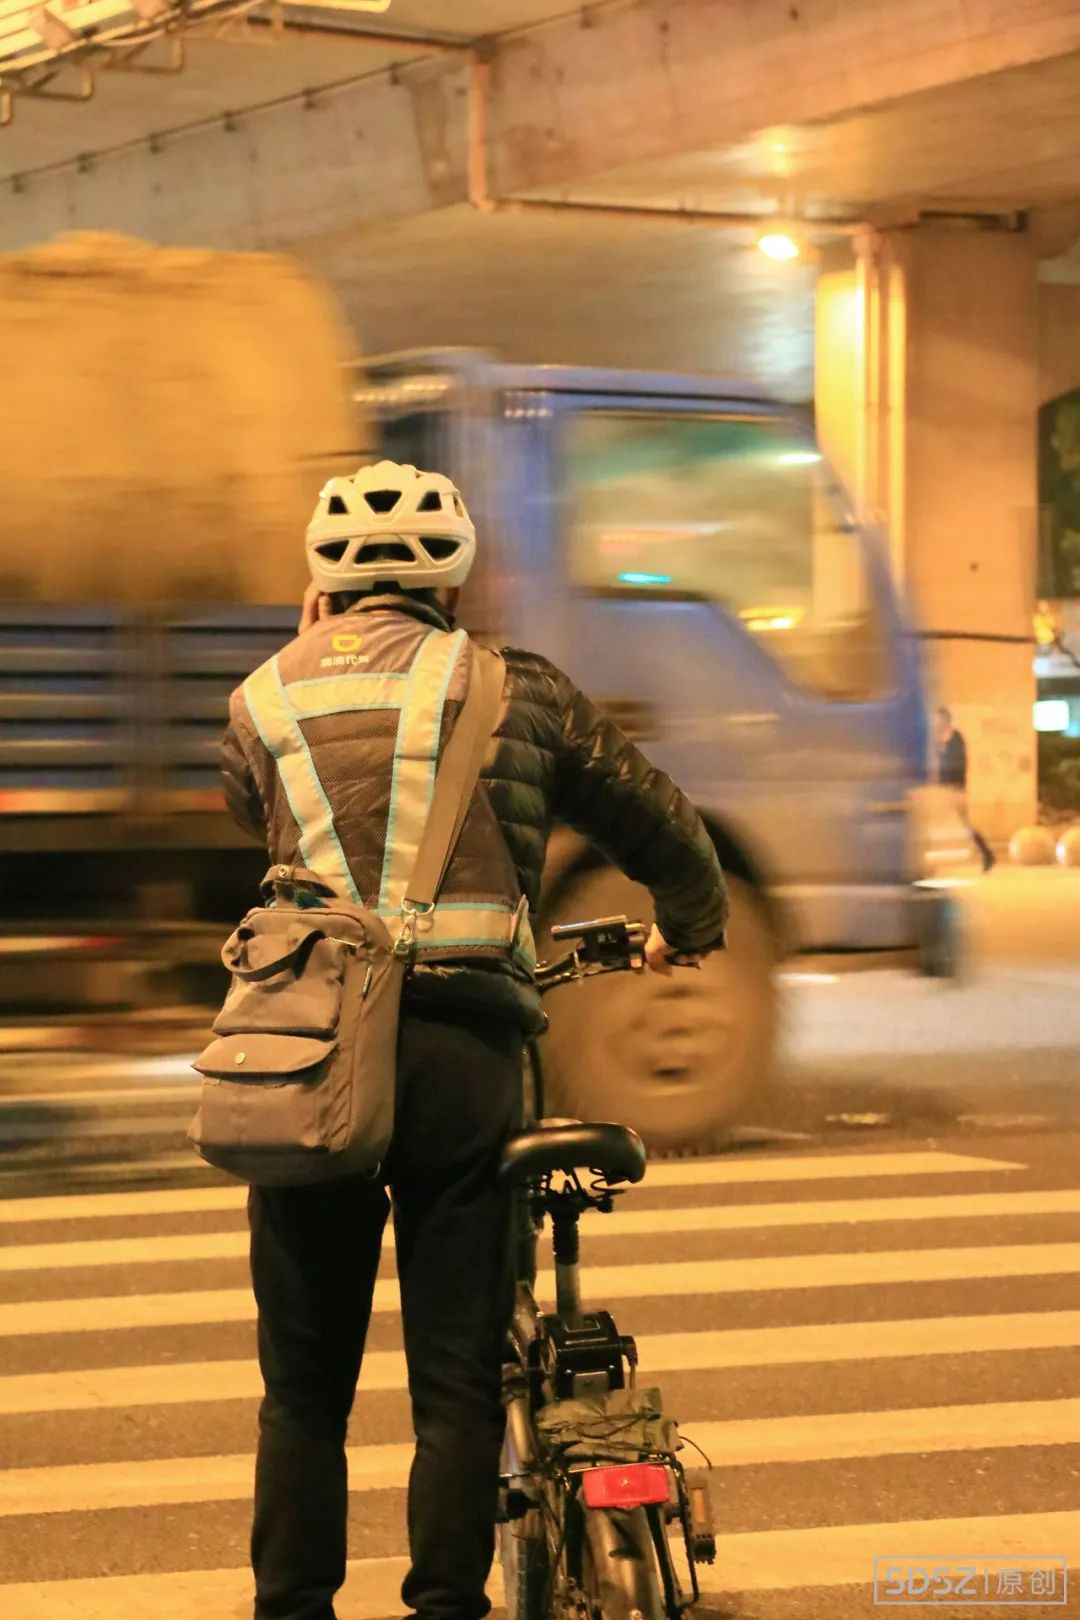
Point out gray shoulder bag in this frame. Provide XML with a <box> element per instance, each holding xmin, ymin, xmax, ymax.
<box><xmin>188</xmin><ymin>647</ymin><xmax>507</xmax><ymax>1187</ymax></box>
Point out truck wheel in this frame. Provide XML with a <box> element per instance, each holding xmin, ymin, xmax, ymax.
<box><xmin>539</xmin><ymin>867</ymin><xmax>777</xmax><ymax>1153</ymax></box>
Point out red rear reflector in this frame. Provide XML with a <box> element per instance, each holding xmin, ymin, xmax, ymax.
<box><xmin>582</xmin><ymin>1463</ymin><xmax>669</xmax><ymax>1509</ymax></box>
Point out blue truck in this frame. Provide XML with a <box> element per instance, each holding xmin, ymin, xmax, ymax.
<box><xmin>1</xmin><ymin>349</ymin><xmax>938</xmax><ymax>1150</ymax></box>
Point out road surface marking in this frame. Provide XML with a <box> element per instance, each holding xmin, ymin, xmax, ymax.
<box><xmin>4</xmin><ymin>1239</ymin><xmax>1078</xmax><ymax>1336</ymax></box>
<box><xmin>4</xmin><ymin>1186</ymin><xmax>1077</xmax><ymax>1269</ymax></box>
<box><xmin>0</xmin><ymin>1230</ymin><xmax>253</xmax><ymax>1272</ymax></box>
<box><xmin>0</xmin><ymin>1115</ymin><xmax>194</xmax><ymax>1144</ymax></box>
<box><xmin>0</xmin><ymin>1148</ymin><xmax>1023</xmax><ymax>1225</ymax></box>
<box><xmin>641</xmin><ymin>1150</ymin><xmax>1023</xmax><ymax>1185</ymax></box>
<box><xmin>0</xmin><ymin>1184</ymin><xmax>245</xmax><ymax>1224</ymax></box>
<box><xmin>0</xmin><ymin>1085</ymin><xmax>199</xmax><ymax>1110</ymax></box>
<box><xmin>4</xmin><ymin>1512</ymin><xmax>1080</xmax><ymax>1615</ymax></box>
<box><xmin>605</xmin><ymin>1187</ymin><xmax>1080</xmax><ymax>1233</ymax></box>
<box><xmin>5</xmin><ymin>1397</ymin><xmax>1080</xmax><ymax>1517</ymax></box>
<box><xmin>4</xmin><ymin>1308</ymin><xmax>1080</xmax><ymax>1412</ymax></box>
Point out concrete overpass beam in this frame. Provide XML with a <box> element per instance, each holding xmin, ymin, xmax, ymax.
<box><xmin>817</xmin><ymin>226</ymin><xmax>1039</xmax><ymax>838</ymax></box>
<box><xmin>6</xmin><ymin>0</ymin><xmax>1080</xmax><ymax>254</ymax></box>
<box><xmin>3</xmin><ymin>58</ymin><xmax>469</xmax><ymax>251</ymax></box>
<box><xmin>488</xmin><ymin>0</ymin><xmax>1080</xmax><ymax>194</ymax></box>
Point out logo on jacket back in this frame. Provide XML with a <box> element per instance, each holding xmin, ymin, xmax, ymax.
<box><xmin>321</xmin><ymin>631</ymin><xmax>369</xmax><ymax>669</ymax></box>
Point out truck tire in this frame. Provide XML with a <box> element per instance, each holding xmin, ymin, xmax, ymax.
<box><xmin>540</xmin><ymin>867</ymin><xmax>777</xmax><ymax>1154</ymax></box>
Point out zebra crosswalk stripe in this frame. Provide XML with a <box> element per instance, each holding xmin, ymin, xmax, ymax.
<box><xmin>1</xmin><ymin>1141</ymin><xmax>1076</xmax><ymax>1619</ymax></box>
<box><xmin>5</xmin><ymin>1186</ymin><xmax>1079</xmax><ymax>1271</ymax></box>
<box><xmin>5</xmin><ymin>1307</ymin><xmax>1080</xmax><ymax>1414</ymax></box>
<box><xmin>5</xmin><ymin>1397</ymin><xmax>1080</xmax><ymax>1517</ymax></box>
<box><xmin>3</xmin><ymin>1511</ymin><xmax>1079</xmax><ymax>1618</ymax></box>
<box><xmin>0</xmin><ymin>1148</ymin><xmax>1024</xmax><ymax>1224</ymax></box>
<box><xmin>4</xmin><ymin>1240</ymin><xmax>1078</xmax><ymax>1336</ymax></box>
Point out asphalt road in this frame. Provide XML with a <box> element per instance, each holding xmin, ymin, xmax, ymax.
<box><xmin>765</xmin><ymin>866</ymin><xmax>1080</xmax><ymax>1141</ymax></box>
<box><xmin>1</xmin><ymin>1130</ymin><xmax>1080</xmax><ymax>1617</ymax></box>
<box><xmin>0</xmin><ymin>863</ymin><xmax>1077</xmax><ymax>1615</ymax></box>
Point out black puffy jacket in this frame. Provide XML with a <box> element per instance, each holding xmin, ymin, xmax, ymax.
<box><xmin>221</xmin><ymin>594</ymin><xmax>728</xmax><ymax>1030</ymax></box>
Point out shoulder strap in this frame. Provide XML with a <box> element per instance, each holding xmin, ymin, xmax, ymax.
<box><xmin>404</xmin><ymin>645</ymin><xmax>506</xmax><ymax>912</ymax></box>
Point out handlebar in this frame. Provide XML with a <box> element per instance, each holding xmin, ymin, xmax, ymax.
<box><xmin>535</xmin><ymin>915</ymin><xmax>647</xmax><ymax>993</ymax></box>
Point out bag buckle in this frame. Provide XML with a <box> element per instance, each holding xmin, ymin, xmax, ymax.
<box><xmin>393</xmin><ymin>899</ymin><xmax>433</xmax><ymax>962</ymax></box>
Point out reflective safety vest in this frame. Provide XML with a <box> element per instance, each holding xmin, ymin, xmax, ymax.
<box><xmin>240</xmin><ymin>622</ymin><xmax>536</xmax><ymax>971</ymax></box>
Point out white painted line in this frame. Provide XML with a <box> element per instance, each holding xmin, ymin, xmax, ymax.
<box><xmin>0</xmin><ymin>1150</ymin><xmax>1024</xmax><ymax>1222</ymax></box>
<box><xmin>607</xmin><ymin>1187</ymin><xmax>1080</xmax><ymax>1235</ymax></box>
<box><xmin>0</xmin><ymin>1153</ymin><xmax>208</xmax><ymax>1189</ymax></box>
<box><xmin>703</xmin><ymin>1509</ymin><xmax>1080</xmax><ymax>1595</ymax></box>
<box><xmin>6</xmin><ymin>1397</ymin><xmax>1080</xmax><ymax>1517</ymax></box>
<box><xmin>5</xmin><ymin>1308</ymin><xmax>1080</xmax><ymax>1412</ymax></box>
<box><xmin>641</xmin><ymin>1150</ymin><xmax>1023</xmax><ymax>1186</ymax></box>
<box><xmin>0</xmin><ymin>1116</ymin><xmax>193</xmax><ymax>1144</ymax></box>
<box><xmin>0</xmin><ymin>1185</ymin><xmax>244</xmax><ymax>1224</ymax></box>
<box><xmin>0</xmin><ymin>1231</ymin><xmax>251</xmax><ymax>1273</ymax></box>
<box><xmin>575</xmin><ymin>1243</ymin><xmax>1080</xmax><ymax>1305</ymax></box>
<box><xmin>5</xmin><ymin>1512</ymin><xmax>1080</xmax><ymax>1616</ymax></box>
<box><xmin>639</xmin><ymin>1312</ymin><xmax>1080</xmax><ymax>1372</ymax></box>
<box><xmin>4</xmin><ymin>1186</ymin><xmax>1076</xmax><ymax>1268</ymax></box>
<box><xmin>0</xmin><ymin>1085</ymin><xmax>199</xmax><ymax>1110</ymax></box>
<box><xmin>8</xmin><ymin>1237</ymin><xmax>1080</xmax><ymax>1341</ymax></box>
<box><xmin>5</xmin><ymin>1242</ymin><xmax>1079</xmax><ymax>1336</ymax></box>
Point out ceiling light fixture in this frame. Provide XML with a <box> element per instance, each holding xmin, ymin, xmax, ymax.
<box><xmin>757</xmin><ymin>229</ymin><xmax>801</xmax><ymax>261</ymax></box>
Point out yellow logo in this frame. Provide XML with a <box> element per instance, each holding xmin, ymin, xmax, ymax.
<box><xmin>331</xmin><ymin>632</ymin><xmax>364</xmax><ymax>653</ymax></box>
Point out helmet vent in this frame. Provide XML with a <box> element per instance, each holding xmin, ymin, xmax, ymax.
<box><xmin>316</xmin><ymin>540</ymin><xmax>348</xmax><ymax>562</ymax></box>
<box><xmin>364</xmin><ymin>489</ymin><xmax>402</xmax><ymax>514</ymax></box>
<box><xmin>417</xmin><ymin>490</ymin><xmax>443</xmax><ymax>512</ymax></box>
<box><xmin>358</xmin><ymin>541</ymin><xmax>414</xmax><ymax>563</ymax></box>
<box><xmin>327</xmin><ymin>495</ymin><xmax>348</xmax><ymax>516</ymax></box>
<box><xmin>422</xmin><ymin>537</ymin><xmax>460</xmax><ymax>561</ymax></box>
<box><xmin>452</xmin><ymin>493</ymin><xmax>465</xmax><ymax>516</ymax></box>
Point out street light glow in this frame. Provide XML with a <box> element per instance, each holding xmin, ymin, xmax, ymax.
<box><xmin>757</xmin><ymin>231</ymin><xmax>801</xmax><ymax>262</ymax></box>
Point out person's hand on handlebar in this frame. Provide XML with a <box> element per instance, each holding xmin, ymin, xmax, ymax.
<box><xmin>644</xmin><ymin>923</ymin><xmax>705</xmax><ymax>976</ymax></box>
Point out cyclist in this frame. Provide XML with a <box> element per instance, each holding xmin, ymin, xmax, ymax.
<box><xmin>220</xmin><ymin>460</ymin><xmax>729</xmax><ymax>1620</ymax></box>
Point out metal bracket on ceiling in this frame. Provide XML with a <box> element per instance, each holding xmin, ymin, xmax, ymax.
<box><xmin>102</xmin><ymin>33</ymin><xmax>185</xmax><ymax>72</ymax></box>
<box><xmin>10</xmin><ymin>62</ymin><xmax>95</xmax><ymax>102</ymax></box>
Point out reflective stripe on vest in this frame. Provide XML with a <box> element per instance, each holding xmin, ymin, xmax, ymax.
<box><xmin>380</xmin><ymin>900</ymin><xmax>537</xmax><ymax>969</ymax></box>
<box><xmin>243</xmin><ymin>629</ymin><xmax>535</xmax><ymax>966</ymax></box>
<box><xmin>286</xmin><ymin>673</ymin><xmax>408</xmax><ymax>717</ymax></box>
<box><xmin>243</xmin><ymin>658</ymin><xmax>359</xmax><ymax>902</ymax></box>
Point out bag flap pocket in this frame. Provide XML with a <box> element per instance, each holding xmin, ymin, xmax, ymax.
<box><xmin>222</xmin><ymin>920</ymin><xmax>326</xmax><ymax>983</ymax></box>
<box><xmin>193</xmin><ymin>1032</ymin><xmax>335</xmax><ymax>1080</ymax></box>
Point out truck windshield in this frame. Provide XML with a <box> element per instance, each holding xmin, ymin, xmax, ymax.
<box><xmin>564</xmin><ymin>411</ymin><xmax>890</xmax><ymax>702</ymax></box>
<box><xmin>379</xmin><ymin>410</ymin><xmax>443</xmax><ymax>468</ymax></box>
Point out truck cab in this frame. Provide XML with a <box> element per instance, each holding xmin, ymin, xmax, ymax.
<box><xmin>358</xmin><ymin>350</ymin><xmax>934</xmax><ymax>1149</ymax></box>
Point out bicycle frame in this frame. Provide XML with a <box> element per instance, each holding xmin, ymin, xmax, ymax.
<box><xmin>497</xmin><ymin>918</ymin><xmax>715</xmax><ymax>1620</ymax></box>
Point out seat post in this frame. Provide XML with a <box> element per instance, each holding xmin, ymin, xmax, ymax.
<box><xmin>551</xmin><ymin>1207</ymin><xmax>583</xmax><ymax>1327</ymax></box>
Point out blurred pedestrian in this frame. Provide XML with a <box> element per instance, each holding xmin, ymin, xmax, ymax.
<box><xmin>934</xmin><ymin>706</ymin><xmax>995</xmax><ymax>872</ymax></box>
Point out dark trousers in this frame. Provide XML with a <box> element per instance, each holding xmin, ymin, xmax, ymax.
<box><xmin>248</xmin><ymin>1007</ymin><xmax>524</xmax><ymax>1620</ymax></box>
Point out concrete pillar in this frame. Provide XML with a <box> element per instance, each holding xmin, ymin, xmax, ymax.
<box><xmin>816</xmin><ymin>226</ymin><xmax>1039</xmax><ymax>840</ymax></box>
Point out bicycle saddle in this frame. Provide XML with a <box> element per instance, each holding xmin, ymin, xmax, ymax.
<box><xmin>498</xmin><ymin>1120</ymin><xmax>646</xmax><ymax>1187</ymax></box>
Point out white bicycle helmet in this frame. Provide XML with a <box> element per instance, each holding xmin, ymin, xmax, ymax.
<box><xmin>306</xmin><ymin>460</ymin><xmax>476</xmax><ymax>593</ymax></box>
